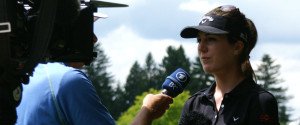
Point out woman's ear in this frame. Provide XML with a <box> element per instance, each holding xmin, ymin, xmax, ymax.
<box><xmin>234</xmin><ymin>40</ymin><xmax>244</xmax><ymax>55</ymax></box>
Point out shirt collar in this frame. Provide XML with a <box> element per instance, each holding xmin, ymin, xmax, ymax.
<box><xmin>203</xmin><ymin>77</ymin><xmax>255</xmax><ymax>99</ymax></box>
<box><xmin>203</xmin><ymin>83</ymin><xmax>216</xmax><ymax>99</ymax></box>
<box><xmin>227</xmin><ymin>77</ymin><xmax>255</xmax><ymax>96</ymax></box>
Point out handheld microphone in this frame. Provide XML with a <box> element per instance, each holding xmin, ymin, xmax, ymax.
<box><xmin>161</xmin><ymin>68</ymin><xmax>191</xmax><ymax>98</ymax></box>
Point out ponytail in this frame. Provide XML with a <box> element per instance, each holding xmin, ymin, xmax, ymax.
<box><xmin>241</xmin><ymin>57</ymin><xmax>256</xmax><ymax>81</ymax></box>
<box><xmin>241</xmin><ymin>19</ymin><xmax>257</xmax><ymax>81</ymax></box>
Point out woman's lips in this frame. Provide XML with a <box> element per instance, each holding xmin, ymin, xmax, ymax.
<box><xmin>201</xmin><ymin>57</ymin><xmax>210</xmax><ymax>63</ymax></box>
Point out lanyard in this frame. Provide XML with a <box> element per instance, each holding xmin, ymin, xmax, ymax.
<box><xmin>44</xmin><ymin>65</ymin><xmax>67</xmax><ymax>125</ymax></box>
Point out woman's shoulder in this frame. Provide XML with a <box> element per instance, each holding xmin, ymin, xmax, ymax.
<box><xmin>185</xmin><ymin>87</ymin><xmax>210</xmax><ymax>104</ymax></box>
<box><xmin>248</xmin><ymin>84</ymin><xmax>279</xmax><ymax>124</ymax></box>
<box><xmin>248</xmin><ymin>84</ymin><xmax>278</xmax><ymax>111</ymax></box>
<box><xmin>181</xmin><ymin>87</ymin><xmax>213</xmax><ymax>113</ymax></box>
<box><xmin>191</xmin><ymin>88</ymin><xmax>208</xmax><ymax>97</ymax></box>
<box><xmin>251</xmin><ymin>84</ymin><xmax>277</xmax><ymax>102</ymax></box>
<box><xmin>240</xmin><ymin>78</ymin><xmax>277</xmax><ymax>102</ymax></box>
<box><xmin>257</xmin><ymin>88</ymin><xmax>278</xmax><ymax>106</ymax></box>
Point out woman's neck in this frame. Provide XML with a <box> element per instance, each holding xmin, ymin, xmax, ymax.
<box><xmin>213</xmin><ymin>67</ymin><xmax>245</xmax><ymax>111</ymax></box>
<box><xmin>213</xmin><ymin>67</ymin><xmax>245</xmax><ymax>95</ymax></box>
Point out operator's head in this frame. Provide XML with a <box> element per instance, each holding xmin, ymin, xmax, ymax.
<box><xmin>47</xmin><ymin>0</ymin><xmax>99</xmax><ymax>65</ymax></box>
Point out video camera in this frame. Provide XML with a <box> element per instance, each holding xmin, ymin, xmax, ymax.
<box><xmin>0</xmin><ymin>0</ymin><xmax>127</xmax><ymax>124</ymax></box>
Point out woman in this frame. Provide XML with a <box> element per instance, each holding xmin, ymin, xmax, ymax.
<box><xmin>179</xmin><ymin>5</ymin><xmax>279</xmax><ymax>125</ymax></box>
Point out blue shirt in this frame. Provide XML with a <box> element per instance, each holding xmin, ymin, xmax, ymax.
<box><xmin>16</xmin><ymin>63</ymin><xmax>115</xmax><ymax>125</ymax></box>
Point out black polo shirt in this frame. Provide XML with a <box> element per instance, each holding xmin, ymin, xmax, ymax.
<box><xmin>179</xmin><ymin>77</ymin><xmax>279</xmax><ymax>125</ymax></box>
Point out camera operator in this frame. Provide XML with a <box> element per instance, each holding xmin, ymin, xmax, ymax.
<box><xmin>16</xmin><ymin>34</ymin><xmax>173</xmax><ymax>125</ymax></box>
<box><xmin>14</xmin><ymin>0</ymin><xmax>173</xmax><ymax>125</ymax></box>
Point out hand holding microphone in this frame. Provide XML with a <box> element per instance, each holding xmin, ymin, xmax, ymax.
<box><xmin>132</xmin><ymin>94</ymin><xmax>173</xmax><ymax>125</ymax></box>
<box><xmin>132</xmin><ymin>68</ymin><xmax>190</xmax><ymax>125</ymax></box>
<box><xmin>143</xmin><ymin>68</ymin><xmax>190</xmax><ymax>112</ymax></box>
<box><xmin>142</xmin><ymin>94</ymin><xmax>173</xmax><ymax>119</ymax></box>
<box><xmin>144</xmin><ymin>68</ymin><xmax>190</xmax><ymax>114</ymax></box>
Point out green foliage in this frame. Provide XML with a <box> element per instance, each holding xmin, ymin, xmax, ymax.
<box><xmin>255</xmin><ymin>54</ymin><xmax>292</xmax><ymax>124</ymax></box>
<box><xmin>117</xmin><ymin>89</ymin><xmax>191</xmax><ymax>125</ymax></box>
<box><xmin>153</xmin><ymin>91</ymin><xmax>190</xmax><ymax>125</ymax></box>
<box><xmin>117</xmin><ymin>89</ymin><xmax>152</xmax><ymax>125</ymax></box>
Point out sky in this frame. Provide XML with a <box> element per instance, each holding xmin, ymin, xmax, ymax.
<box><xmin>93</xmin><ymin>0</ymin><xmax>300</xmax><ymax>123</ymax></box>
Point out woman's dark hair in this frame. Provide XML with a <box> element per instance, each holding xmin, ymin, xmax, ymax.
<box><xmin>207</xmin><ymin>6</ymin><xmax>258</xmax><ymax>80</ymax></box>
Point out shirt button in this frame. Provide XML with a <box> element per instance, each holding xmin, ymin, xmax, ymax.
<box><xmin>221</xmin><ymin>104</ymin><xmax>224</xmax><ymax>108</ymax></box>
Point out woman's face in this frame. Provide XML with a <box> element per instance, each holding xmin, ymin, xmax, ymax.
<box><xmin>197</xmin><ymin>32</ymin><xmax>239</xmax><ymax>75</ymax></box>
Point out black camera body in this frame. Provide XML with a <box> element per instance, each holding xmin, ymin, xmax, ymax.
<box><xmin>0</xmin><ymin>0</ymin><xmax>97</xmax><ymax>124</ymax></box>
<box><xmin>0</xmin><ymin>0</ymin><xmax>127</xmax><ymax>123</ymax></box>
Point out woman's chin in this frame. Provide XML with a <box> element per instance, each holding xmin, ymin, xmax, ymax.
<box><xmin>203</xmin><ymin>66</ymin><xmax>213</xmax><ymax>73</ymax></box>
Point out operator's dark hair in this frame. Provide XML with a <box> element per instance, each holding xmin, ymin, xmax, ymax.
<box><xmin>207</xmin><ymin>6</ymin><xmax>258</xmax><ymax>80</ymax></box>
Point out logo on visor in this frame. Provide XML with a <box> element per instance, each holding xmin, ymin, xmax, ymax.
<box><xmin>200</xmin><ymin>16</ymin><xmax>214</xmax><ymax>24</ymax></box>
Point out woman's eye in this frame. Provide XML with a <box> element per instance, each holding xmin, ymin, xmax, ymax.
<box><xmin>207</xmin><ymin>37</ymin><xmax>217</xmax><ymax>44</ymax></box>
<box><xmin>207</xmin><ymin>37</ymin><xmax>216</xmax><ymax>41</ymax></box>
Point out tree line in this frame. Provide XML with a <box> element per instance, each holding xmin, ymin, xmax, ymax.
<box><xmin>84</xmin><ymin>43</ymin><xmax>292</xmax><ymax>124</ymax></box>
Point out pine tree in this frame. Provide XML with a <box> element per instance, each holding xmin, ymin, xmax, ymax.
<box><xmin>123</xmin><ymin>61</ymin><xmax>148</xmax><ymax>112</ymax></box>
<box><xmin>157</xmin><ymin>45</ymin><xmax>190</xmax><ymax>85</ymax></box>
<box><xmin>255</xmin><ymin>54</ymin><xmax>291</xmax><ymax>124</ymax></box>
<box><xmin>188</xmin><ymin>57</ymin><xmax>214</xmax><ymax>95</ymax></box>
<box><xmin>161</xmin><ymin>45</ymin><xmax>191</xmax><ymax>75</ymax></box>
<box><xmin>143</xmin><ymin>53</ymin><xmax>161</xmax><ymax>89</ymax></box>
<box><xmin>111</xmin><ymin>83</ymin><xmax>128</xmax><ymax>118</ymax></box>
<box><xmin>83</xmin><ymin>43</ymin><xmax>116</xmax><ymax>117</ymax></box>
